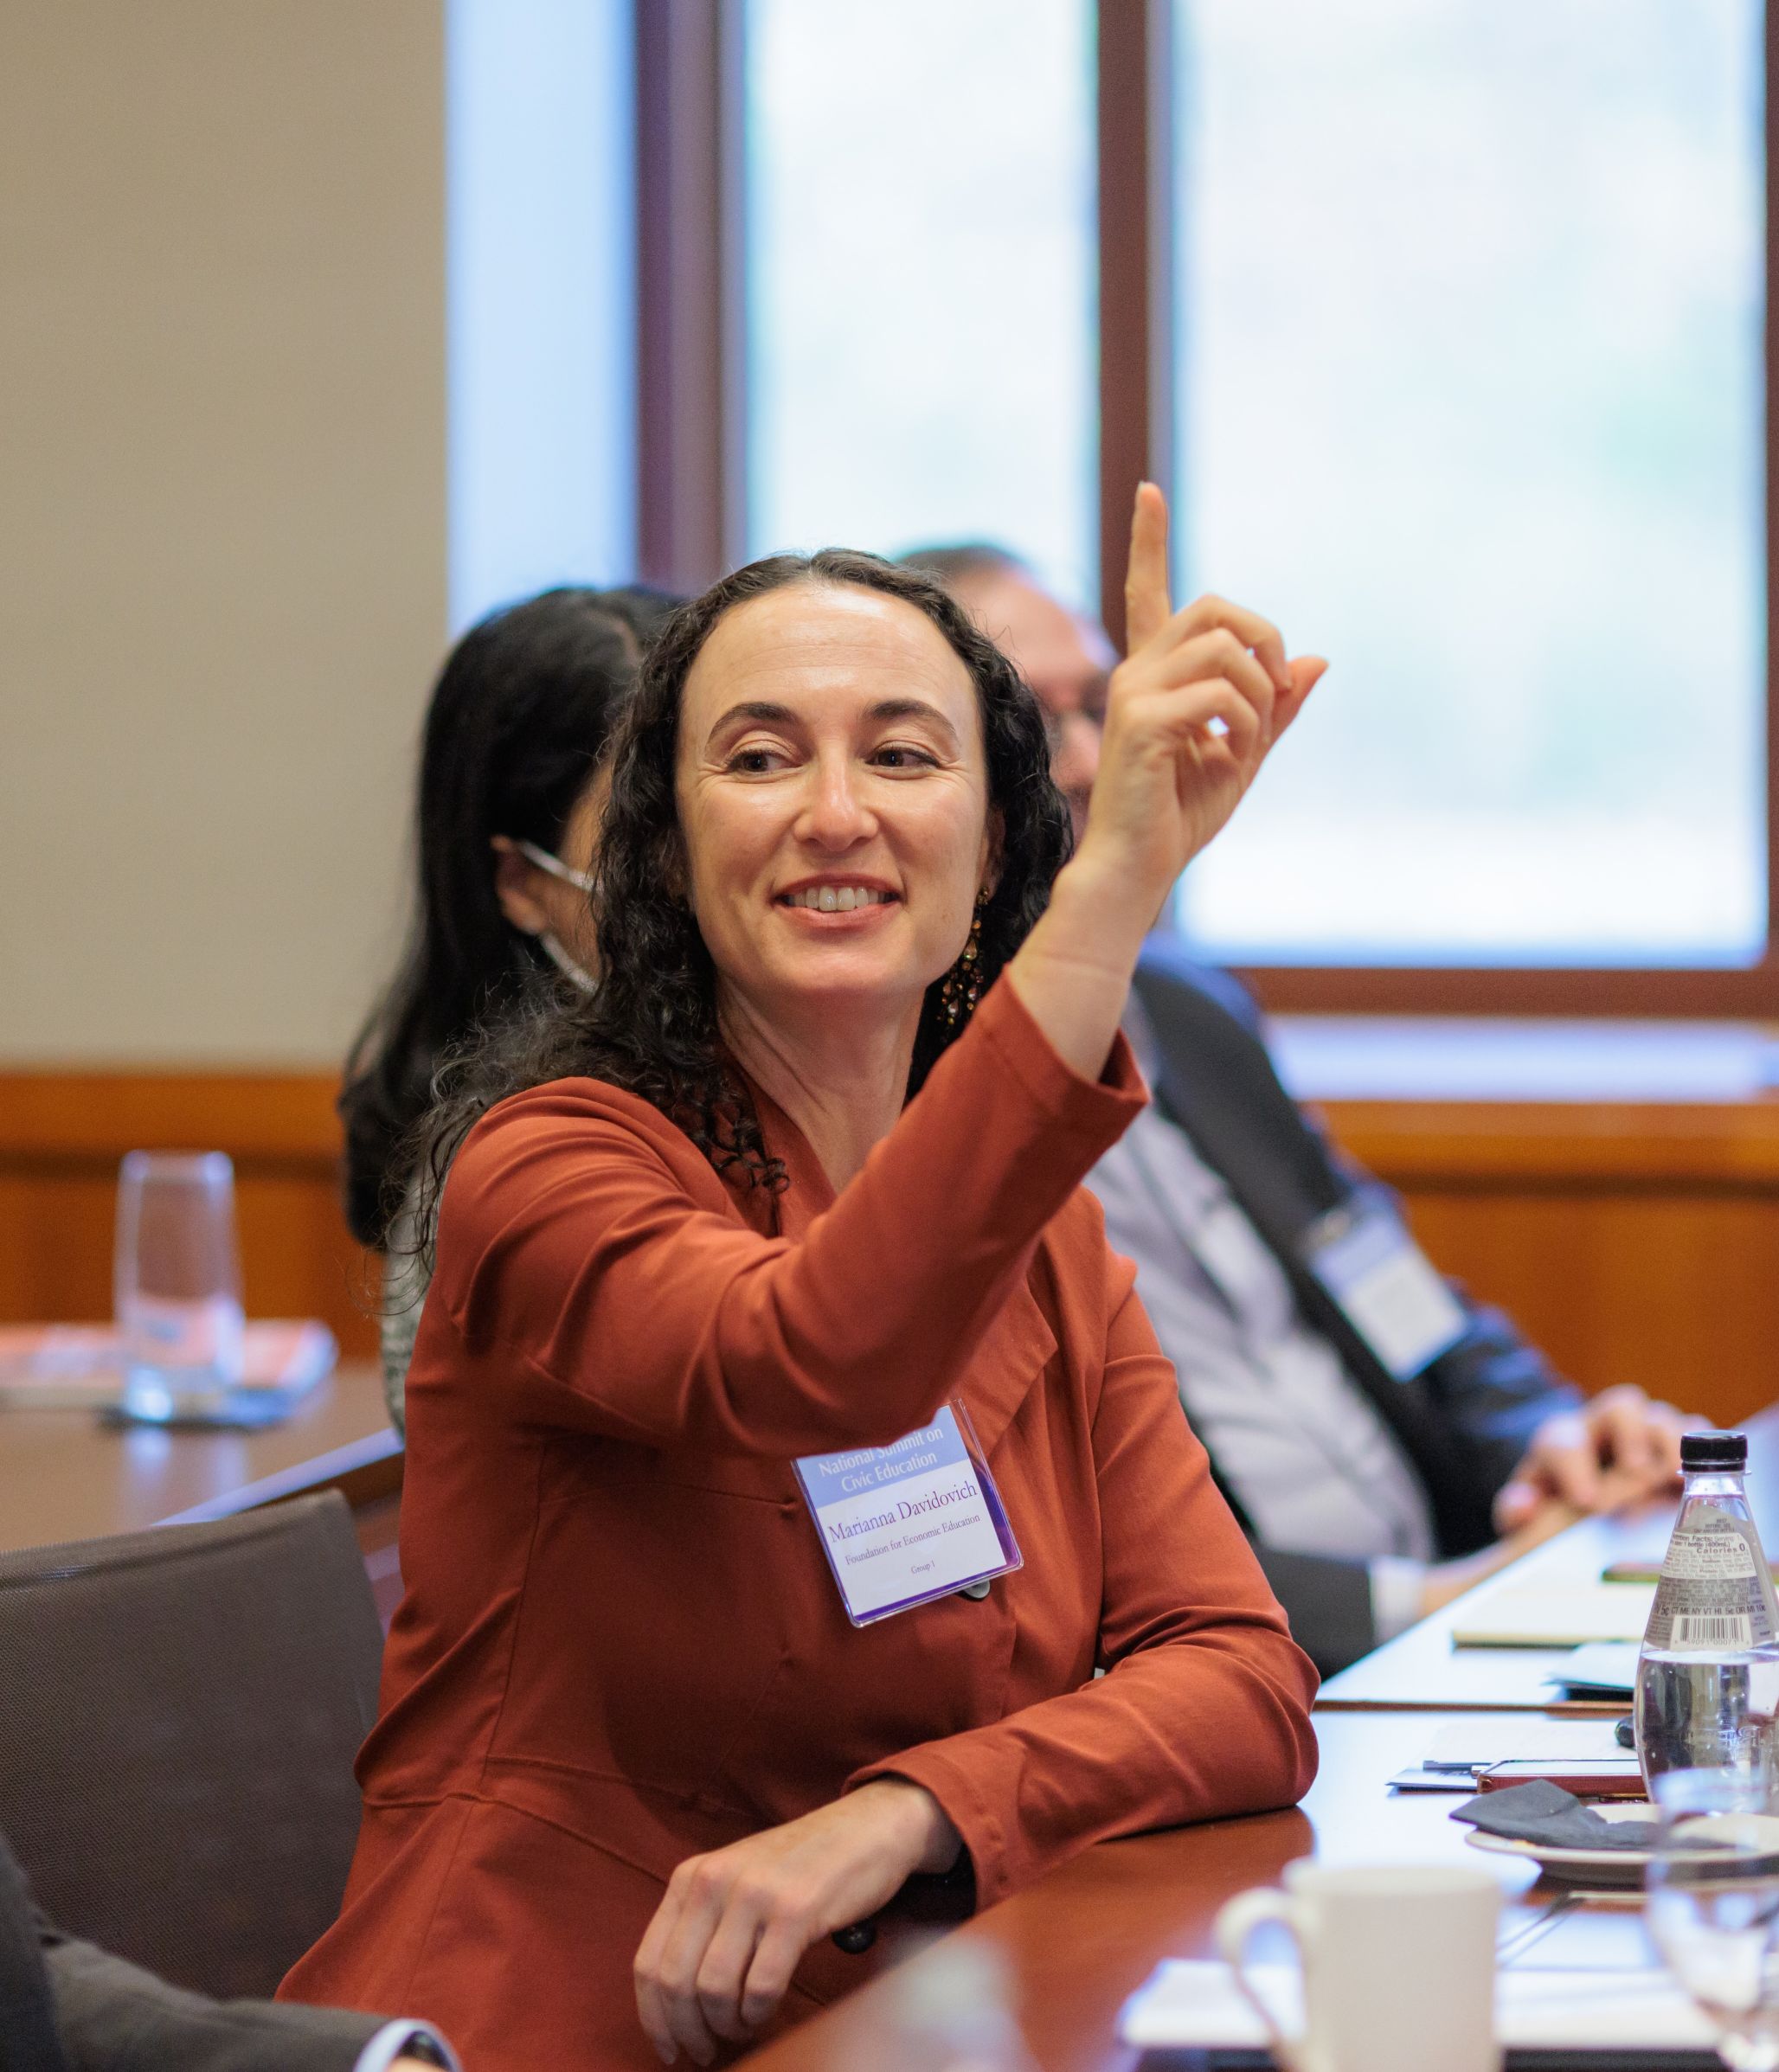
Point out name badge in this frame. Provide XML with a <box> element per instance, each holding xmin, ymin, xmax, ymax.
<box><xmin>1301</xmin><ymin>1195</ymin><xmax>1468</xmax><ymax>1382</ymax></box>
<box><xmin>794</xmin><ymin>1402</ymin><xmax>1021</xmax><ymax>1626</ymax></box>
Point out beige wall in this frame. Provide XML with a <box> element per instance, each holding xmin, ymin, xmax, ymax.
<box><xmin>0</xmin><ymin>2</ymin><xmax>445</xmax><ymax>1064</ymax></box>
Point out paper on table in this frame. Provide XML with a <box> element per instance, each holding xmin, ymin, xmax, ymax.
<box><xmin>1542</xmin><ymin>1633</ymin><xmax>1634</xmax><ymax>1698</ymax></box>
<box><xmin>1392</xmin><ymin>1716</ymin><xmax>1634</xmax><ymax>1794</ymax></box>
<box><xmin>1451</xmin><ymin>1583</ymin><xmax>1655</xmax><ymax>1648</ymax></box>
<box><xmin>1548</xmin><ymin>1641</ymin><xmax>1641</xmax><ymax>1697</ymax></box>
<box><xmin>0</xmin><ymin>1321</ymin><xmax>337</xmax><ymax>1409</ymax></box>
<box><xmin>1422</xmin><ymin>1717</ymin><xmax>1632</xmax><ymax>1771</ymax></box>
<box><xmin>1118</xmin><ymin>1960</ymin><xmax>1718</xmax><ymax>2053</ymax></box>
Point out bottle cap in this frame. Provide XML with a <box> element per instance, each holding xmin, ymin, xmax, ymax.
<box><xmin>1681</xmin><ymin>1431</ymin><xmax>1746</xmax><ymax>1472</ymax></box>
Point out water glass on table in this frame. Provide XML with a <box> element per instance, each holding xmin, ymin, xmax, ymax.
<box><xmin>1646</xmin><ymin>1767</ymin><xmax>1779</xmax><ymax>2070</ymax></box>
<box><xmin>113</xmin><ymin>1150</ymin><xmax>247</xmax><ymax>1423</ymax></box>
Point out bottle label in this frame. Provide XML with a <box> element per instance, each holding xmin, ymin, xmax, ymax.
<box><xmin>1644</xmin><ymin>1504</ymin><xmax>1775</xmax><ymax>1652</ymax></box>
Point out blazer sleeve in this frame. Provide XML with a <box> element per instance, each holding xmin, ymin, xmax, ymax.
<box><xmin>846</xmin><ymin>1265</ymin><xmax>1320</xmax><ymax>1907</ymax></box>
<box><xmin>44</xmin><ymin>1933</ymin><xmax>395</xmax><ymax>2072</ymax></box>
<box><xmin>0</xmin><ymin>1837</ymin><xmax>63</xmax><ymax>2072</ymax></box>
<box><xmin>1248</xmin><ymin>1545</ymin><xmax>1379</xmax><ymax>1679</ymax></box>
<box><xmin>434</xmin><ymin>978</ymin><xmax>1146</xmax><ymax>1458</ymax></box>
<box><xmin>1413</xmin><ymin>1292</ymin><xmax>1583</xmax><ymax>1553</ymax></box>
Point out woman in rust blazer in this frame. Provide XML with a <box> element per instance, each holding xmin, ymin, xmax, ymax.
<box><xmin>282</xmin><ymin>491</ymin><xmax>1326</xmax><ymax>2070</ymax></box>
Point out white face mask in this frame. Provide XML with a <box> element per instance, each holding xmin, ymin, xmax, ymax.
<box><xmin>511</xmin><ymin>838</ymin><xmax>598</xmax><ymax>992</ymax></box>
<box><xmin>538</xmin><ymin>930</ymin><xmax>597</xmax><ymax>995</ymax></box>
<box><xmin>516</xmin><ymin>838</ymin><xmax>597</xmax><ymax>895</ymax></box>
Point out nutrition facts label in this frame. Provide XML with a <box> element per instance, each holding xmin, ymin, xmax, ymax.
<box><xmin>1644</xmin><ymin>1504</ymin><xmax>1776</xmax><ymax>1652</ymax></box>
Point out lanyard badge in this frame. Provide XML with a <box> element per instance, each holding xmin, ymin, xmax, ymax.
<box><xmin>1301</xmin><ymin>1192</ymin><xmax>1468</xmax><ymax>1382</ymax></box>
<box><xmin>794</xmin><ymin>1400</ymin><xmax>1021</xmax><ymax>1626</ymax></box>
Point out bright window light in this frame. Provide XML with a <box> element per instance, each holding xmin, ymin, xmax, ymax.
<box><xmin>447</xmin><ymin>0</ymin><xmax>636</xmax><ymax>632</ymax></box>
<box><xmin>1172</xmin><ymin>0</ymin><xmax>1765</xmax><ymax>965</ymax></box>
<box><xmin>744</xmin><ymin>0</ymin><xmax>1099</xmax><ymax>612</ymax></box>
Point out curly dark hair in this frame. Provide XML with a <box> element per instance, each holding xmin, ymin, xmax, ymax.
<box><xmin>412</xmin><ymin>548</ymin><xmax>1070</xmax><ymax>1254</ymax></box>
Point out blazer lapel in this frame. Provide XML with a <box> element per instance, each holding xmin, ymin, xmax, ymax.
<box><xmin>954</xmin><ymin>1276</ymin><xmax>1057</xmax><ymax>1458</ymax></box>
<box><xmin>1131</xmin><ymin>952</ymin><xmax>1345</xmax><ymax>1255</ymax></box>
<box><xmin>1131</xmin><ymin>944</ymin><xmax>1476</xmax><ymax>1504</ymax></box>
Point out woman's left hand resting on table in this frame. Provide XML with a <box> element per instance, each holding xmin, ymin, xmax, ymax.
<box><xmin>633</xmin><ymin>1779</ymin><xmax>958</xmax><ymax>2065</ymax></box>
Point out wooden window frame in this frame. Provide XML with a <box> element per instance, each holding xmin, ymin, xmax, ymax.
<box><xmin>637</xmin><ymin>0</ymin><xmax>1779</xmax><ymax>1019</ymax></box>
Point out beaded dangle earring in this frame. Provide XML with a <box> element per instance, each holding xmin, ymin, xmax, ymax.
<box><xmin>939</xmin><ymin>893</ymin><xmax>989</xmax><ymax>1027</ymax></box>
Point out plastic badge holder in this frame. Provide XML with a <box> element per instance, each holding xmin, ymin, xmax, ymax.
<box><xmin>794</xmin><ymin>1398</ymin><xmax>1022</xmax><ymax>1626</ymax></box>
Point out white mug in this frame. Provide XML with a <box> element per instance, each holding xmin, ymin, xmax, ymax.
<box><xmin>1214</xmin><ymin>1859</ymin><xmax>1501</xmax><ymax>2072</ymax></box>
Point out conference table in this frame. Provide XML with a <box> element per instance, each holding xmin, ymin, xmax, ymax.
<box><xmin>0</xmin><ymin>1363</ymin><xmax>1763</xmax><ymax>2066</ymax></box>
<box><xmin>735</xmin><ymin>1418</ymin><xmax>1779</xmax><ymax>2070</ymax></box>
<box><xmin>0</xmin><ymin>1357</ymin><xmax>399</xmax><ymax>1552</ymax></box>
<box><xmin>0</xmin><ymin>1357</ymin><xmax>406</xmax><ymax>1612</ymax></box>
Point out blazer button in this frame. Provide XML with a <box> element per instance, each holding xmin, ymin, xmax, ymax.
<box><xmin>957</xmin><ymin>1578</ymin><xmax>992</xmax><ymax>1601</ymax></box>
<box><xmin>832</xmin><ymin>1919</ymin><xmax>877</xmax><ymax>1954</ymax></box>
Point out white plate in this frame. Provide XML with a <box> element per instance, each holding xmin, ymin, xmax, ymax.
<box><xmin>1463</xmin><ymin>1799</ymin><xmax>1655</xmax><ymax>1886</ymax></box>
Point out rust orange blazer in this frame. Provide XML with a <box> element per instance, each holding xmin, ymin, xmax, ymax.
<box><xmin>281</xmin><ymin>979</ymin><xmax>1318</xmax><ymax>2069</ymax></box>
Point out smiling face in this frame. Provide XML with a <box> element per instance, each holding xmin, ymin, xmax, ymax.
<box><xmin>675</xmin><ymin>580</ymin><xmax>994</xmax><ymax>1043</ymax></box>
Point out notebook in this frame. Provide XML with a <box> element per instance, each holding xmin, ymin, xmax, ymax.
<box><xmin>1390</xmin><ymin>1715</ymin><xmax>1638</xmax><ymax>1793</ymax></box>
<box><xmin>1545</xmin><ymin>1642</ymin><xmax>1641</xmax><ymax>1701</ymax></box>
<box><xmin>1450</xmin><ymin>1584</ymin><xmax>1655</xmax><ymax>1648</ymax></box>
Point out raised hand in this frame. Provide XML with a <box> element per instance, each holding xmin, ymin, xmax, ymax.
<box><xmin>1083</xmin><ymin>482</ymin><xmax>1326</xmax><ymax>911</ymax></box>
<box><xmin>1005</xmin><ymin>483</ymin><xmax>1325</xmax><ymax>1081</ymax></box>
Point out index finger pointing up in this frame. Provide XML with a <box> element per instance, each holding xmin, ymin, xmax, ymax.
<box><xmin>1123</xmin><ymin>482</ymin><xmax>1172</xmax><ymax>655</ymax></box>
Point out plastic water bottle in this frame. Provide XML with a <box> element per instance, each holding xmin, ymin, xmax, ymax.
<box><xmin>1634</xmin><ymin>1431</ymin><xmax>1779</xmax><ymax>1788</ymax></box>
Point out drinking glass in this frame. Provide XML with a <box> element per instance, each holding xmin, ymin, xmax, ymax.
<box><xmin>1646</xmin><ymin>1767</ymin><xmax>1779</xmax><ymax>2069</ymax></box>
<box><xmin>113</xmin><ymin>1151</ymin><xmax>246</xmax><ymax>1422</ymax></box>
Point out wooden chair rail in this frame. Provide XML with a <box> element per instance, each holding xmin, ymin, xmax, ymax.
<box><xmin>7</xmin><ymin>1062</ymin><xmax>1779</xmax><ymax>1414</ymax></box>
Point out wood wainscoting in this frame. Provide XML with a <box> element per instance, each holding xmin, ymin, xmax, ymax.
<box><xmin>1322</xmin><ymin>1096</ymin><xmax>1779</xmax><ymax>1430</ymax></box>
<box><xmin>4</xmin><ymin>1063</ymin><xmax>1779</xmax><ymax>1427</ymax></box>
<box><xmin>0</xmin><ymin>1071</ymin><xmax>378</xmax><ymax>1359</ymax></box>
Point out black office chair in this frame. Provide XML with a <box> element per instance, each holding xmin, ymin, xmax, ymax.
<box><xmin>0</xmin><ymin>1491</ymin><xmax>383</xmax><ymax>1999</ymax></box>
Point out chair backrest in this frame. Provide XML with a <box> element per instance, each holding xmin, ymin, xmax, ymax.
<box><xmin>0</xmin><ymin>1491</ymin><xmax>383</xmax><ymax>1999</ymax></box>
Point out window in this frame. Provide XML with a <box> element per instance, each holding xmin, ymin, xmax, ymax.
<box><xmin>1170</xmin><ymin>0</ymin><xmax>1766</xmax><ymax>967</ymax></box>
<box><xmin>447</xmin><ymin>0</ymin><xmax>636</xmax><ymax>631</ymax></box>
<box><xmin>742</xmin><ymin>0</ymin><xmax>1100</xmax><ymax>610</ymax></box>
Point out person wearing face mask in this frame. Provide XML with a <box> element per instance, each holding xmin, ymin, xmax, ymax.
<box><xmin>902</xmin><ymin>542</ymin><xmax>1691</xmax><ymax>1677</ymax></box>
<box><xmin>338</xmin><ymin>584</ymin><xmax>678</xmax><ymax>1433</ymax></box>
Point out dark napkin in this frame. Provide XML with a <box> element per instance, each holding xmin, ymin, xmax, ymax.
<box><xmin>1451</xmin><ymin>1780</ymin><xmax>1658</xmax><ymax>1851</ymax></box>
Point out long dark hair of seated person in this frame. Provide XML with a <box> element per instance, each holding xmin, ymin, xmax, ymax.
<box><xmin>339</xmin><ymin>584</ymin><xmax>678</xmax><ymax>1252</ymax></box>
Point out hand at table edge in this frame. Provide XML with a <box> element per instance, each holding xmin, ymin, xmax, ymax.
<box><xmin>1493</xmin><ymin>1384</ymin><xmax>1693</xmax><ymax>1535</ymax></box>
<box><xmin>633</xmin><ymin>1778</ymin><xmax>960</xmax><ymax>2066</ymax></box>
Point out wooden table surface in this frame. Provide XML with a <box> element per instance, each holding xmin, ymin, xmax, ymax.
<box><xmin>739</xmin><ymin>1710</ymin><xmax>1632</xmax><ymax>2072</ymax></box>
<box><xmin>739</xmin><ymin>1408</ymin><xmax>1779</xmax><ymax>2069</ymax></box>
<box><xmin>1320</xmin><ymin>1413</ymin><xmax>1779</xmax><ymax>1712</ymax></box>
<box><xmin>0</xmin><ymin>1357</ymin><xmax>399</xmax><ymax>1553</ymax></box>
<box><xmin>6</xmin><ymin>1342</ymin><xmax>1767</xmax><ymax>2065</ymax></box>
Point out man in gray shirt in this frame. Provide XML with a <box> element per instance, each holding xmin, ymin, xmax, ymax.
<box><xmin>906</xmin><ymin>544</ymin><xmax>1687</xmax><ymax>1673</ymax></box>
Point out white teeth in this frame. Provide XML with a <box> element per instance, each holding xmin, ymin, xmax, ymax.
<box><xmin>783</xmin><ymin>886</ymin><xmax>890</xmax><ymax>910</ymax></box>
